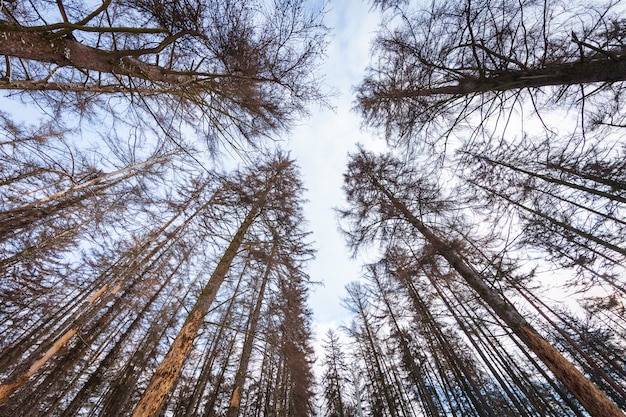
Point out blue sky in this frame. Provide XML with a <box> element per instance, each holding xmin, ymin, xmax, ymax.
<box><xmin>286</xmin><ymin>2</ymin><xmax>385</xmax><ymax>340</ymax></box>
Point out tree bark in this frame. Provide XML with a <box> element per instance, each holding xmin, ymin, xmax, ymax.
<box><xmin>0</xmin><ymin>193</ymin><xmax>200</xmax><ymax>405</ymax></box>
<box><xmin>369</xmin><ymin>176</ymin><xmax>625</xmax><ymax>417</ymax></box>
<box><xmin>0</xmin><ymin>30</ymin><xmax>198</xmax><ymax>86</ymax></box>
<box><xmin>376</xmin><ymin>58</ymin><xmax>626</xmax><ymax>99</ymax></box>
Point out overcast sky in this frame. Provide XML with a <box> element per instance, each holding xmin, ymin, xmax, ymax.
<box><xmin>286</xmin><ymin>1</ymin><xmax>385</xmax><ymax>343</ymax></box>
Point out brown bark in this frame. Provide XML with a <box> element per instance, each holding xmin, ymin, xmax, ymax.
<box><xmin>375</xmin><ymin>58</ymin><xmax>626</xmax><ymax>100</ymax></box>
<box><xmin>0</xmin><ymin>30</ymin><xmax>198</xmax><ymax>86</ymax></box>
<box><xmin>0</xmin><ymin>328</ymin><xmax>78</xmax><ymax>403</ymax></box>
<box><xmin>0</xmin><ymin>193</ymin><xmax>200</xmax><ymax>405</ymax></box>
<box><xmin>369</xmin><ymin>175</ymin><xmax>625</xmax><ymax>417</ymax></box>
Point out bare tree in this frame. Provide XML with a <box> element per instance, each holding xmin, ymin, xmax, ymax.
<box><xmin>458</xmin><ymin>137</ymin><xmax>626</xmax><ymax>293</ymax></box>
<box><xmin>357</xmin><ymin>0</ymin><xmax>626</xmax><ymax>146</ymax></box>
<box><xmin>321</xmin><ymin>329</ymin><xmax>356</xmax><ymax>417</ymax></box>
<box><xmin>0</xmin><ymin>0</ymin><xmax>328</xmax><ymax>147</ymax></box>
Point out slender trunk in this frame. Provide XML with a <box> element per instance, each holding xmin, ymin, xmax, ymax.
<box><xmin>515</xmin><ymin>284</ymin><xmax>626</xmax><ymax>400</ymax></box>
<box><xmin>429</xmin><ymin>276</ymin><xmax>530</xmax><ymax>415</ymax></box>
<box><xmin>403</xmin><ymin>273</ymin><xmax>486</xmax><ymax>417</ymax></box>
<box><xmin>13</xmin><ymin>154</ymin><xmax>168</xmax><ymax>210</ymax></box>
<box><xmin>534</xmin><ymin>186</ymin><xmax>626</xmax><ymax>227</ymax></box>
<box><xmin>0</xmin><ymin>192</ymin><xmax>201</xmax><ymax>404</ymax></box>
<box><xmin>357</xmin><ymin>303</ymin><xmax>400</xmax><ymax>417</ymax></box>
<box><xmin>468</xmin><ymin>153</ymin><xmax>626</xmax><ymax>205</ymax></box>
<box><xmin>202</xmin><ymin>329</ymin><xmax>240</xmax><ymax>416</ymax></box>
<box><xmin>370</xmin><ymin>176</ymin><xmax>625</xmax><ymax>417</ymax></box>
<box><xmin>0</xmin><ymin>154</ymin><xmax>170</xmax><ymax>240</ymax></box>
<box><xmin>546</xmin><ymin>162</ymin><xmax>626</xmax><ymax>192</ymax></box>
<box><xmin>371</xmin><ymin>271</ymin><xmax>442</xmax><ymax>417</ymax></box>
<box><xmin>471</xmin><ymin>180</ymin><xmax>626</xmax><ymax>258</ymax></box>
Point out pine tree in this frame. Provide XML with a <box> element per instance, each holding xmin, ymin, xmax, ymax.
<box><xmin>357</xmin><ymin>0</ymin><xmax>626</xmax><ymax>145</ymax></box>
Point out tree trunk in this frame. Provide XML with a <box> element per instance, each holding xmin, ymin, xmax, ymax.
<box><xmin>471</xmin><ymin>181</ymin><xmax>626</xmax><ymax>258</ymax></box>
<box><xmin>131</xmin><ymin>189</ymin><xmax>271</xmax><ymax>417</ymax></box>
<box><xmin>370</xmin><ymin>176</ymin><xmax>625</xmax><ymax>417</ymax></box>
<box><xmin>0</xmin><ymin>193</ymin><xmax>202</xmax><ymax>405</ymax></box>
<box><xmin>468</xmin><ymin>153</ymin><xmax>626</xmax><ymax>205</ymax></box>
<box><xmin>0</xmin><ymin>30</ymin><xmax>197</xmax><ymax>86</ymax></box>
<box><xmin>376</xmin><ymin>58</ymin><xmax>626</xmax><ymax>99</ymax></box>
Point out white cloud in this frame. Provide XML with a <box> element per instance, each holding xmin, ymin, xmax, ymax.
<box><xmin>286</xmin><ymin>2</ymin><xmax>385</xmax><ymax>331</ymax></box>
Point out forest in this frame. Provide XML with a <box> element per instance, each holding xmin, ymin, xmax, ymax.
<box><xmin>0</xmin><ymin>0</ymin><xmax>625</xmax><ymax>416</ymax></box>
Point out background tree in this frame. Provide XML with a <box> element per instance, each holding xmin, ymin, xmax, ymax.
<box><xmin>321</xmin><ymin>329</ymin><xmax>356</xmax><ymax>417</ymax></box>
<box><xmin>458</xmin><ymin>136</ymin><xmax>626</xmax><ymax>294</ymax></box>
<box><xmin>131</xmin><ymin>154</ymin><xmax>304</xmax><ymax>417</ymax></box>
<box><xmin>0</xmin><ymin>148</ymin><xmax>317</xmax><ymax>417</ymax></box>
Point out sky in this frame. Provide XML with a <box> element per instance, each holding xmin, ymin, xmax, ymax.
<box><xmin>285</xmin><ymin>2</ymin><xmax>386</xmax><ymax>341</ymax></box>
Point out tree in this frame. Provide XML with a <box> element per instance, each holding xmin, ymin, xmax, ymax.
<box><xmin>131</xmin><ymin>156</ymin><xmax>289</xmax><ymax>417</ymax></box>
<box><xmin>0</xmin><ymin>0</ymin><xmax>327</xmax><ymax>147</ymax></box>
<box><xmin>321</xmin><ymin>329</ymin><xmax>355</xmax><ymax>417</ymax></box>
<box><xmin>340</xmin><ymin>148</ymin><xmax>625</xmax><ymax>417</ymax></box>
<box><xmin>357</xmin><ymin>0</ymin><xmax>626</xmax><ymax>145</ymax></box>
<box><xmin>225</xmin><ymin>243</ymin><xmax>277</xmax><ymax>417</ymax></box>
<box><xmin>343</xmin><ymin>282</ymin><xmax>408</xmax><ymax>417</ymax></box>
<box><xmin>130</xmin><ymin>154</ymin><xmax>316</xmax><ymax>417</ymax></box>
<box><xmin>0</xmin><ymin>175</ymin><xmax>219</xmax><ymax>407</ymax></box>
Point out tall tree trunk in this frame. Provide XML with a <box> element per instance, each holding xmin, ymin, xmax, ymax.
<box><xmin>369</xmin><ymin>175</ymin><xmax>625</xmax><ymax>417</ymax></box>
<box><xmin>131</xmin><ymin>188</ymin><xmax>272</xmax><ymax>417</ymax></box>
<box><xmin>179</xmin><ymin>258</ymin><xmax>251</xmax><ymax>417</ymax></box>
<box><xmin>374</xmin><ymin>58</ymin><xmax>626</xmax><ymax>100</ymax></box>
